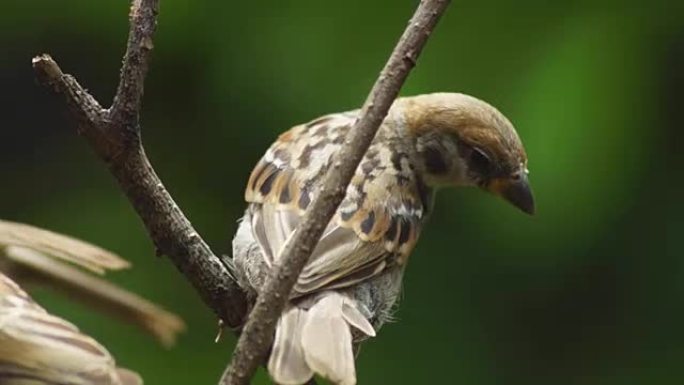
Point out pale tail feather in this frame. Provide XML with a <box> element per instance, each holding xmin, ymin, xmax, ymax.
<box><xmin>269</xmin><ymin>292</ymin><xmax>375</xmax><ymax>385</ymax></box>
<box><xmin>341</xmin><ymin>299</ymin><xmax>375</xmax><ymax>337</ymax></box>
<box><xmin>268</xmin><ymin>308</ymin><xmax>313</xmax><ymax>385</ymax></box>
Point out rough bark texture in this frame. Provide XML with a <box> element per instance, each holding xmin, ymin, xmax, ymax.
<box><xmin>220</xmin><ymin>1</ymin><xmax>452</xmax><ymax>384</ymax></box>
<box><xmin>31</xmin><ymin>0</ymin><xmax>247</xmax><ymax>329</ymax></box>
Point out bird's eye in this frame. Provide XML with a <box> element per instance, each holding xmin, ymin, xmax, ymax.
<box><xmin>468</xmin><ymin>147</ymin><xmax>492</xmax><ymax>177</ymax></box>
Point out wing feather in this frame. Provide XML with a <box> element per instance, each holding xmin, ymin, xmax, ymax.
<box><xmin>245</xmin><ymin>111</ymin><xmax>430</xmax><ymax>296</ymax></box>
<box><xmin>0</xmin><ymin>274</ymin><xmax>142</xmax><ymax>385</ymax></box>
<box><xmin>0</xmin><ymin>220</ymin><xmax>129</xmax><ymax>274</ymax></box>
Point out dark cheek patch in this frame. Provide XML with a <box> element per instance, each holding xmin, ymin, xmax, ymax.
<box><xmin>424</xmin><ymin>146</ymin><xmax>449</xmax><ymax>175</ymax></box>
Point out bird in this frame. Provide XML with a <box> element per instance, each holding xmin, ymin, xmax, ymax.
<box><xmin>0</xmin><ymin>220</ymin><xmax>185</xmax><ymax>347</ymax></box>
<box><xmin>0</xmin><ymin>220</ymin><xmax>157</xmax><ymax>384</ymax></box>
<box><xmin>231</xmin><ymin>92</ymin><xmax>534</xmax><ymax>385</ymax></box>
<box><xmin>0</xmin><ymin>272</ymin><xmax>143</xmax><ymax>385</ymax></box>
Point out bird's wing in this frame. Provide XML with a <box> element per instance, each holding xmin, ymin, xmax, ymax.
<box><xmin>245</xmin><ymin>111</ymin><xmax>430</xmax><ymax>296</ymax></box>
<box><xmin>2</xmin><ymin>246</ymin><xmax>185</xmax><ymax>347</ymax></box>
<box><xmin>0</xmin><ymin>220</ymin><xmax>129</xmax><ymax>274</ymax></box>
<box><xmin>0</xmin><ymin>273</ymin><xmax>142</xmax><ymax>385</ymax></box>
<box><xmin>0</xmin><ymin>221</ymin><xmax>185</xmax><ymax>347</ymax></box>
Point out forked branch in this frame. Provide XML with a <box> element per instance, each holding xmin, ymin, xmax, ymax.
<box><xmin>32</xmin><ymin>0</ymin><xmax>247</xmax><ymax>329</ymax></box>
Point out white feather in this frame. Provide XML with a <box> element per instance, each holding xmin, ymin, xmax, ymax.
<box><xmin>268</xmin><ymin>307</ymin><xmax>314</xmax><ymax>385</ymax></box>
<box><xmin>341</xmin><ymin>299</ymin><xmax>376</xmax><ymax>337</ymax></box>
<box><xmin>300</xmin><ymin>293</ymin><xmax>356</xmax><ymax>385</ymax></box>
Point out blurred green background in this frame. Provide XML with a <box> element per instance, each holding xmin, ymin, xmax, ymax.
<box><xmin>2</xmin><ymin>0</ymin><xmax>683</xmax><ymax>384</ymax></box>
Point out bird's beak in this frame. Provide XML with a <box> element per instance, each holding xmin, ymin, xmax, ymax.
<box><xmin>487</xmin><ymin>174</ymin><xmax>535</xmax><ymax>215</ymax></box>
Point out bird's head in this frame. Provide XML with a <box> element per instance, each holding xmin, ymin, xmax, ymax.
<box><xmin>398</xmin><ymin>92</ymin><xmax>534</xmax><ymax>215</ymax></box>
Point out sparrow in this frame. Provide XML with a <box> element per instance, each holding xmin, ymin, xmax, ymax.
<box><xmin>0</xmin><ymin>220</ymin><xmax>185</xmax><ymax>348</ymax></box>
<box><xmin>0</xmin><ymin>273</ymin><xmax>142</xmax><ymax>385</ymax></box>
<box><xmin>0</xmin><ymin>220</ymin><xmax>161</xmax><ymax>384</ymax></box>
<box><xmin>231</xmin><ymin>92</ymin><xmax>534</xmax><ymax>385</ymax></box>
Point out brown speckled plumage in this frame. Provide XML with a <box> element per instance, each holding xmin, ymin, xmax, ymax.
<box><xmin>232</xmin><ymin>92</ymin><xmax>534</xmax><ymax>385</ymax></box>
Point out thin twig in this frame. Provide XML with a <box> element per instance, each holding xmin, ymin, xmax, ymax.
<box><xmin>31</xmin><ymin>0</ymin><xmax>247</xmax><ymax>328</ymax></box>
<box><xmin>220</xmin><ymin>1</ymin><xmax>452</xmax><ymax>384</ymax></box>
<box><xmin>110</xmin><ymin>0</ymin><xmax>157</xmax><ymax>125</ymax></box>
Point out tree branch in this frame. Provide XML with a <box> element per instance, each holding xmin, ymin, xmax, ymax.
<box><xmin>220</xmin><ymin>1</ymin><xmax>451</xmax><ymax>384</ymax></box>
<box><xmin>31</xmin><ymin>0</ymin><xmax>247</xmax><ymax>328</ymax></box>
<box><xmin>111</xmin><ymin>0</ymin><xmax>156</xmax><ymax>126</ymax></box>
<box><xmin>33</xmin><ymin>0</ymin><xmax>451</xmax><ymax>383</ymax></box>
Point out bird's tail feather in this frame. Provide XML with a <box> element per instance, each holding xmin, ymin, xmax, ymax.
<box><xmin>268</xmin><ymin>292</ymin><xmax>375</xmax><ymax>385</ymax></box>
